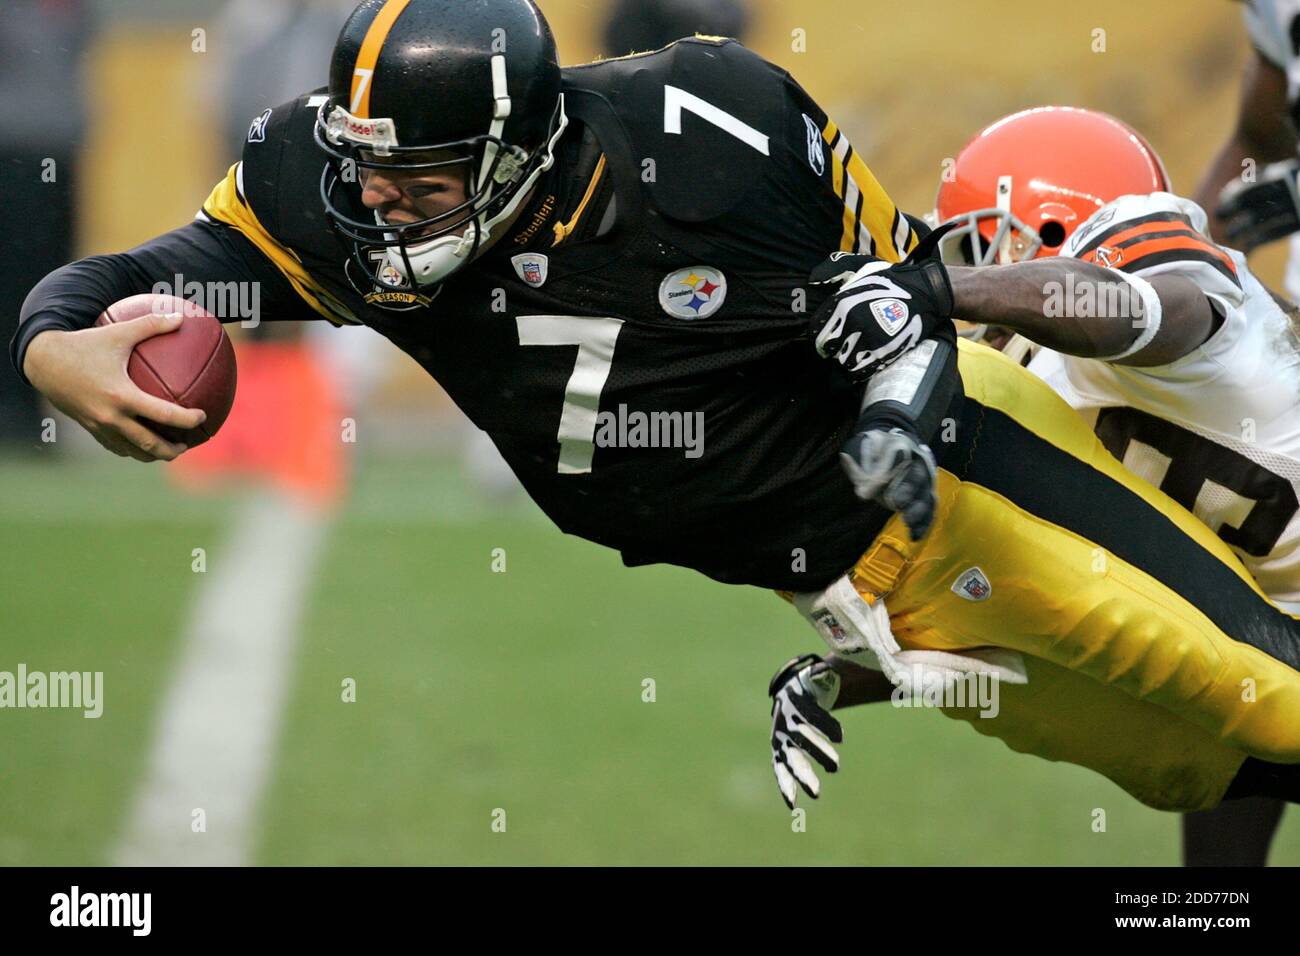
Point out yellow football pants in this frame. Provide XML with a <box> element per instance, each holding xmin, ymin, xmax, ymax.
<box><xmin>849</xmin><ymin>339</ymin><xmax>1300</xmax><ymax>812</ymax></box>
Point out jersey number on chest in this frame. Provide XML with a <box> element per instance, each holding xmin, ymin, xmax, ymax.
<box><xmin>1096</xmin><ymin>406</ymin><xmax>1299</xmax><ymax>558</ymax></box>
<box><xmin>517</xmin><ymin>315</ymin><xmax>625</xmax><ymax>474</ymax></box>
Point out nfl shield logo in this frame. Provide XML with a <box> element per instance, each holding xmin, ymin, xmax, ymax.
<box><xmin>812</xmin><ymin>609</ymin><xmax>850</xmax><ymax>646</ymax></box>
<box><xmin>870</xmin><ymin>298</ymin><xmax>910</xmax><ymax>335</ymax></box>
<box><xmin>951</xmin><ymin>567</ymin><xmax>992</xmax><ymax>602</ymax></box>
<box><xmin>511</xmin><ymin>253</ymin><xmax>549</xmax><ymax>288</ymax></box>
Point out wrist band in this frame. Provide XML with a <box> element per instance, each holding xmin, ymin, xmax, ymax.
<box><xmin>1095</xmin><ymin>269</ymin><xmax>1162</xmax><ymax>362</ymax></box>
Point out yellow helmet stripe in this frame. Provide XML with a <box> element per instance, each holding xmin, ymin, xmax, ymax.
<box><xmin>350</xmin><ymin>0</ymin><xmax>413</xmax><ymax>119</ymax></box>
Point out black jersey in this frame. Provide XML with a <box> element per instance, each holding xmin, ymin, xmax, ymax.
<box><xmin>15</xmin><ymin>37</ymin><xmax>944</xmax><ymax>590</ymax></box>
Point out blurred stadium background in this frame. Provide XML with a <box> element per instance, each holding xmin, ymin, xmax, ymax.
<box><xmin>3</xmin><ymin>0</ymin><xmax>1299</xmax><ymax>865</ymax></box>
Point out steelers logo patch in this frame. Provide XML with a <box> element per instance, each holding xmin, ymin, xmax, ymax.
<box><xmin>658</xmin><ymin>266</ymin><xmax>727</xmax><ymax>320</ymax></box>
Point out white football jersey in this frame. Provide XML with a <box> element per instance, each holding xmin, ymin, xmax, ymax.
<box><xmin>1245</xmin><ymin>0</ymin><xmax>1300</xmax><ymax>99</ymax></box>
<box><xmin>1243</xmin><ymin>0</ymin><xmax>1300</xmax><ymax>301</ymax></box>
<box><xmin>1029</xmin><ymin>192</ymin><xmax>1300</xmax><ymax>611</ymax></box>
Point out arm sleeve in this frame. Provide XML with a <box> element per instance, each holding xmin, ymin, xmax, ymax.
<box><xmin>639</xmin><ymin>39</ymin><xmax>919</xmax><ymax>270</ymax></box>
<box><xmin>10</xmin><ymin>216</ymin><xmax>316</xmax><ymax>387</ymax></box>
<box><xmin>778</xmin><ymin>66</ymin><xmax>920</xmax><ymax>263</ymax></box>
<box><xmin>853</xmin><ymin>322</ymin><xmax>961</xmax><ymax>445</ymax></box>
<box><xmin>1065</xmin><ymin>191</ymin><xmax>1250</xmax><ymax>377</ymax></box>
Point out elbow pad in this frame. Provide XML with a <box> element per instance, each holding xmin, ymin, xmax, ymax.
<box><xmin>854</xmin><ymin>327</ymin><xmax>960</xmax><ymax>444</ymax></box>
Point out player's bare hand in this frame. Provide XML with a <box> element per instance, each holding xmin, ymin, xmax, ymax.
<box><xmin>22</xmin><ymin>316</ymin><xmax>206</xmax><ymax>462</ymax></box>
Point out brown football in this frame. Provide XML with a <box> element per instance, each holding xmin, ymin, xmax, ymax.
<box><xmin>94</xmin><ymin>293</ymin><xmax>237</xmax><ymax>447</ymax></box>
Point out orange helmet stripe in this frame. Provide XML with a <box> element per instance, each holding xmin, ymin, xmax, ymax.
<box><xmin>350</xmin><ymin>0</ymin><xmax>413</xmax><ymax>119</ymax></box>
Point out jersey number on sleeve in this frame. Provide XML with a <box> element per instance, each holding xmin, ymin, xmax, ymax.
<box><xmin>516</xmin><ymin>315</ymin><xmax>625</xmax><ymax>475</ymax></box>
<box><xmin>1096</xmin><ymin>407</ymin><xmax>1299</xmax><ymax>557</ymax></box>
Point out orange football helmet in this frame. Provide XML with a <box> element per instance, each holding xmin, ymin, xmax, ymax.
<box><xmin>933</xmin><ymin>106</ymin><xmax>1170</xmax><ymax>267</ymax></box>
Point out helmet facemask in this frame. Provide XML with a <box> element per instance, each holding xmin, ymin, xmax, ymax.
<box><xmin>933</xmin><ymin>175</ymin><xmax>1048</xmax><ymax>347</ymax></box>
<box><xmin>315</xmin><ymin>53</ymin><xmax>568</xmax><ymax>295</ymax></box>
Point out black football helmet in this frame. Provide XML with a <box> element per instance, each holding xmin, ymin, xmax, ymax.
<box><xmin>315</xmin><ymin>0</ymin><xmax>567</xmax><ymax>294</ymax></box>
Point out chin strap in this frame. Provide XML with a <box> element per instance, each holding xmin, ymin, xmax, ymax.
<box><xmin>451</xmin><ymin>94</ymin><xmax>569</xmax><ymax>261</ymax></box>
<box><xmin>392</xmin><ymin>93</ymin><xmax>569</xmax><ymax>285</ymax></box>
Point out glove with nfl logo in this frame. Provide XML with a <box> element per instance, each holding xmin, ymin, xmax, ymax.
<box><xmin>809</xmin><ymin>222</ymin><xmax>956</xmax><ymax>382</ymax></box>
<box><xmin>769</xmin><ymin>653</ymin><xmax>843</xmax><ymax>809</ymax></box>
<box><xmin>1216</xmin><ymin>159</ymin><xmax>1300</xmax><ymax>252</ymax></box>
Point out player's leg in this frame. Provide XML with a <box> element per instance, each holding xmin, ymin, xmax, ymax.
<box><xmin>844</xmin><ymin>341</ymin><xmax>1300</xmax><ymax>806</ymax></box>
<box><xmin>936</xmin><ymin>651</ymin><xmax>1247</xmax><ymax>812</ymax></box>
<box><xmin>1182</xmin><ymin>799</ymin><xmax>1286</xmax><ymax>866</ymax></box>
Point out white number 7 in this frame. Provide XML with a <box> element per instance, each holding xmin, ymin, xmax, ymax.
<box><xmin>516</xmin><ymin>315</ymin><xmax>625</xmax><ymax>474</ymax></box>
<box><xmin>350</xmin><ymin>68</ymin><xmax>373</xmax><ymax>114</ymax></box>
<box><xmin>663</xmin><ymin>85</ymin><xmax>770</xmax><ymax>155</ymax></box>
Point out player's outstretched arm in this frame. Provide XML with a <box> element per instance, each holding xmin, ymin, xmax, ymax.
<box><xmin>24</xmin><ymin>314</ymin><xmax>205</xmax><ymax>463</ymax></box>
<box><xmin>14</xmin><ymin>218</ymin><xmax>315</xmax><ymax>461</ymax></box>
<box><xmin>825</xmin><ymin>655</ymin><xmax>895</xmax><ymax>707</ymax></box>
<box><xmin>947</xmin><ymin>259</ymin><xmax>1218</xmax><ymax>367</ymax></box>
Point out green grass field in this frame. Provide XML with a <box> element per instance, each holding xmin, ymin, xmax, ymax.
<box><xmin>3</xmin><ymin>454</ymin><xmax>1298</xmax><ymax>866</ymax></box>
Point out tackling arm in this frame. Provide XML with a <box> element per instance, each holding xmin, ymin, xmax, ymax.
<box><xmin>947</xmin><ymin>259</ymin><xmax>1219</xmax><ymax>367</ymax></box>
<box><xmin>826</xmin><ymin>654</ymin><xmax>895</xmax><ymax>707</ymax></box>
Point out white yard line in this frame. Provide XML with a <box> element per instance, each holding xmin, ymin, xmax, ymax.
<box><xmin>113</xmin><ymin>489</ymin><xmax>332</xmax><ymax>866</ymax></box>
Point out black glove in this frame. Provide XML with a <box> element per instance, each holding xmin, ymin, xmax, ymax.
<box><xmin>1216</xmin><ymin>159</ymin><xmax>1300</xmax><ymax>251</ymax></box>
<box><xmin>809</xmin><ymin>222</ymin><xmax>957</xmax><ymax>383</ymax></box>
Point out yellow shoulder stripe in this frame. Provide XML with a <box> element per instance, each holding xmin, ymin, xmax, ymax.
<box><xmin>821</xmin><ymin>120</ymin><xmax>915</xmax><ymax>260</ymax></box>
<box><xmin>201</xmin><ymin>164</ymin><xmax>359</xmax><ymax>326</ymax></box>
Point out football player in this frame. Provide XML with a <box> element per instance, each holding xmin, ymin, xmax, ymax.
<box><xmin>1197</xmin><ymin>0</ymin><xmax>1300</xmax><ymax>287</ymax></box>
<box><xmin>771</xmin><ymin>106</ymin><xmax>1300</xmax><ymax>863</ymax></box>
<box><xmin>13</xmin><ymin>1</ymin><xmax>1300</xmax><ymax>825</ymax></box>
